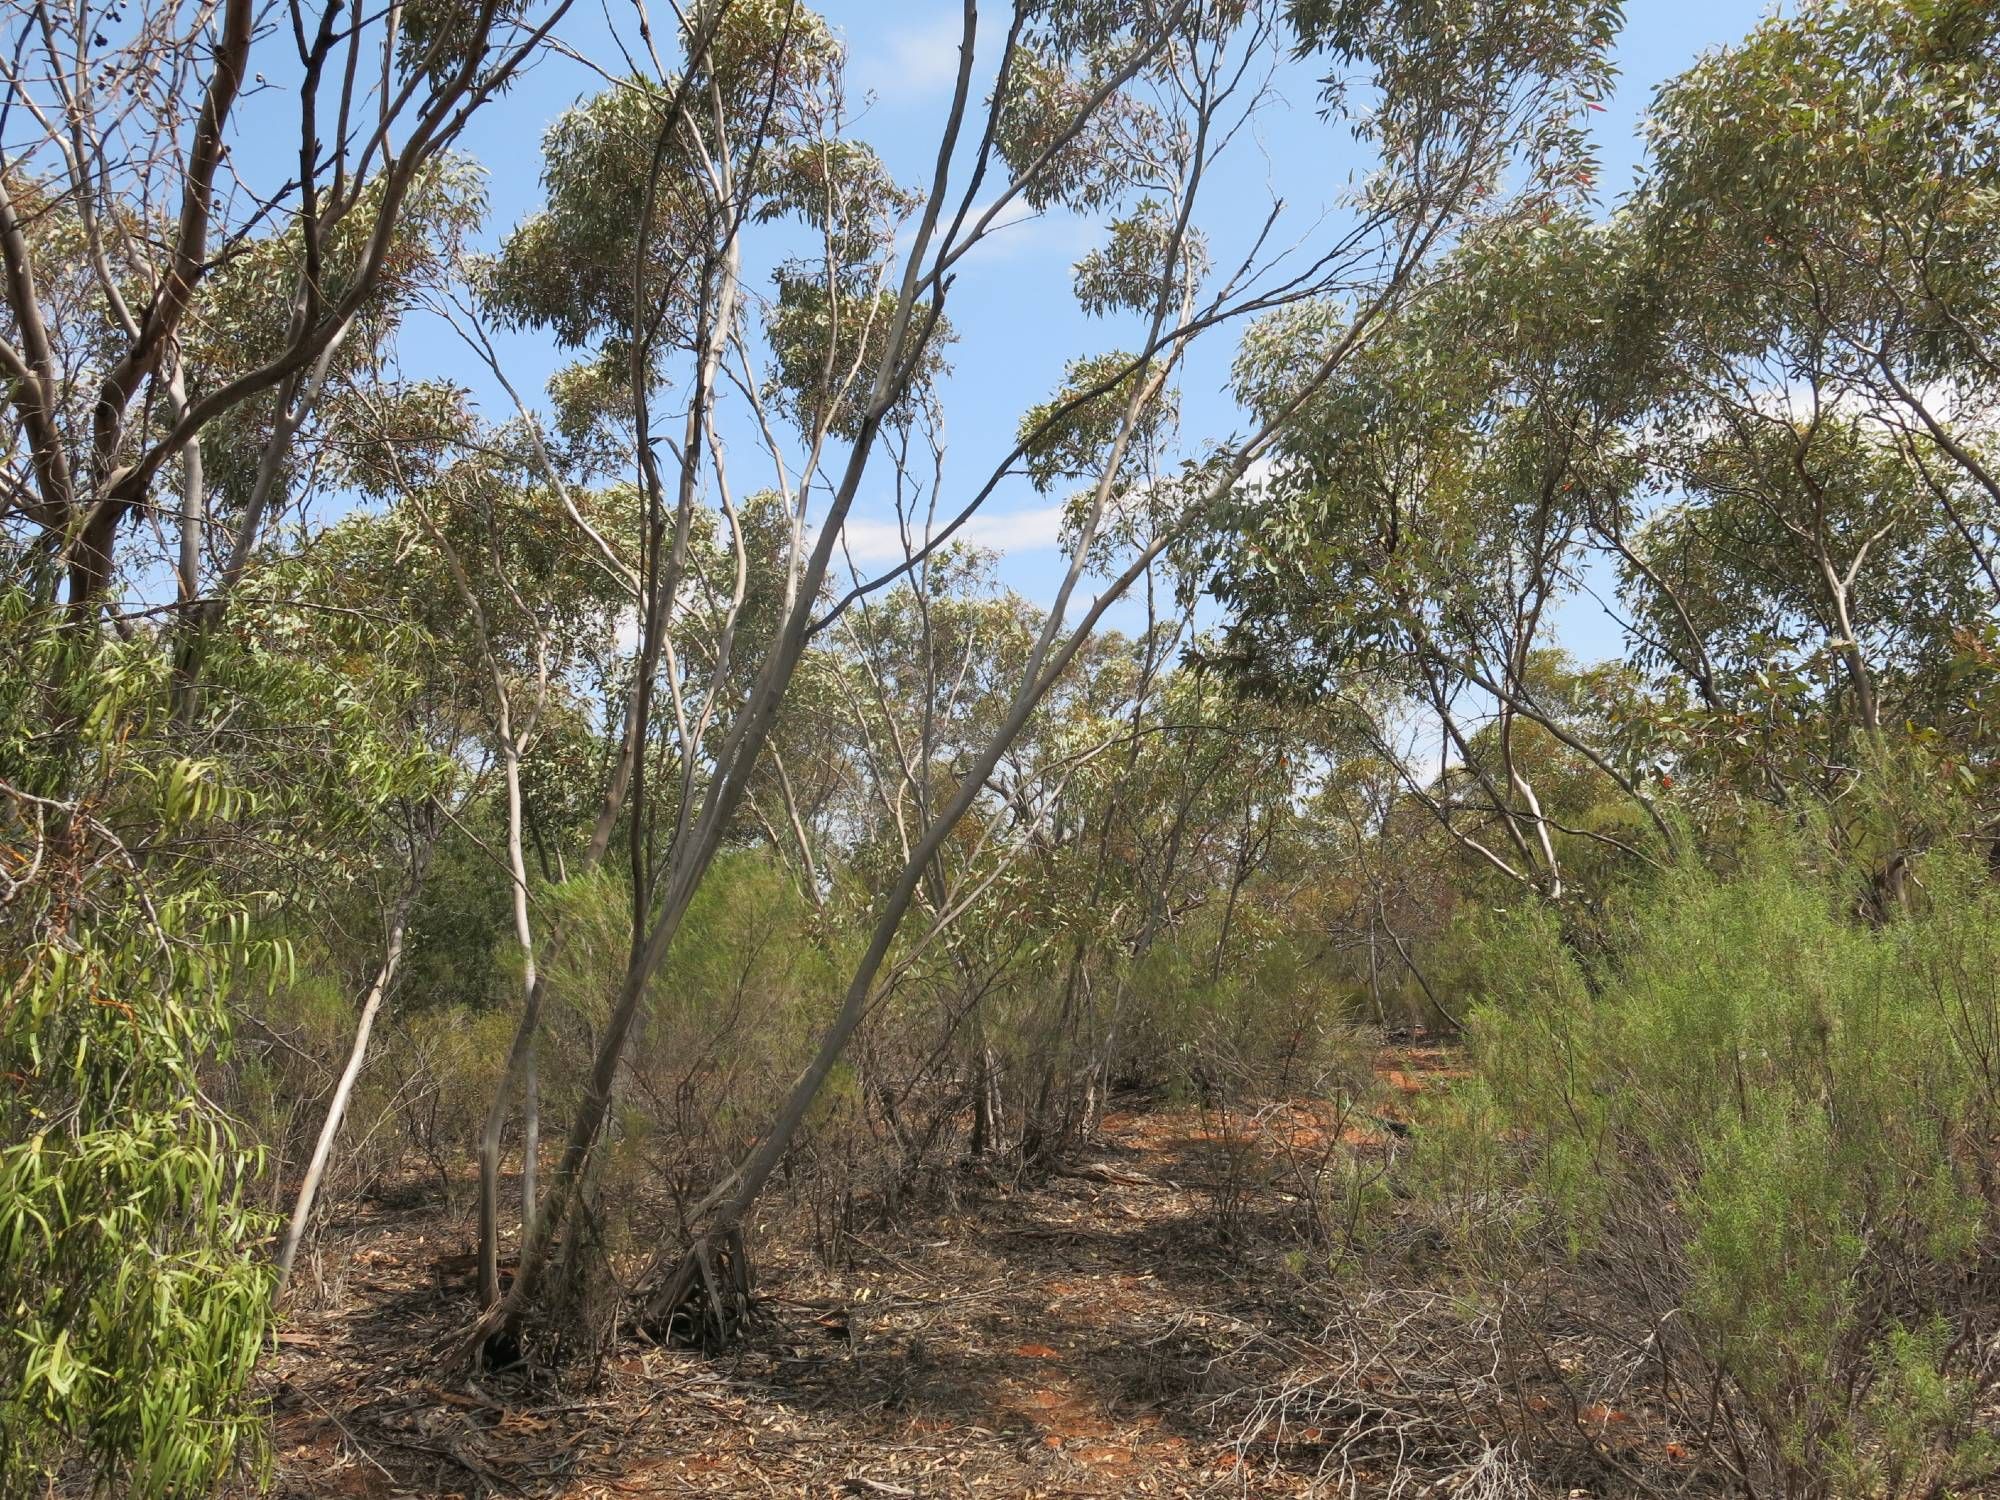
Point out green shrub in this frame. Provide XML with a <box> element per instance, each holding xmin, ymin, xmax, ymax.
<box><xmin>0</xmin><ymin>605</ymin><xmax>276</xmax><ymax>1497</ymax></box>
<box><xmin>1422</xmin><ymin>839</ymin><xmax>2000</xmax><ymax>1497</ymax></box>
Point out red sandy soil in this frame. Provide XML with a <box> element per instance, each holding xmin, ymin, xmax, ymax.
<box><xmin>242</xmin><ymin>1042</ymin><xmax>1495</xmax><ymax>1498</ymax></box>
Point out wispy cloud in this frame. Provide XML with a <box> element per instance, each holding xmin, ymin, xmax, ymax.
<box><xmin>947</xmin><ymin>197</ymin><xmax>1102</xmax><ymax>267</ymax></box>
<box><xmin>890</xmin><ymin>195</ymin><xmax>1074</xmax><ymax>265</ymax></box>
<box><xmin>857</xmin><ymin>12</ymin><xmax>966</xmax><ymax>103</ymax></box>
<box><xmin>841</xmin><ymin>503</ymin><xmax>1067</xmax><ymax>566</ymax></box>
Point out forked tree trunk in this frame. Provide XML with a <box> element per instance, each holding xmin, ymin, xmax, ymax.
<box><xmin>274</xmin><ymin>874</ymin><xmax>423</xmax><ymax>1300</ymax></box>
<box><xmin>644</xmin><ymin>492</ymin><xmax>1195</xmax><ymax>1339</ymax></box>
<box><xmin>477</xmin><ymin>740</ymin><xmax>541</xmax><ymax>1307</ymax></box>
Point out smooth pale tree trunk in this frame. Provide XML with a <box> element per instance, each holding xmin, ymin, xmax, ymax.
<box><xmin>644</xmin><ymin>280</ymin><xmax>1370</xmax><ymax>1328</ymax></box>
<box><xmin>478</xmin><ymin>743</ymin><xmax>540</xmax><ymax>1307</ymax></box>
<box><xmin>476</xmin><ymin>3</ymin><xmax>1395</xmax><ymax>1355</ymax></box>
<box><xmin>273</xmin><ymin>887</ymin><xmax>418</xmax><ymax>1300</ymax></box>
<box><xmin>522</xmin><ymin>1036</ymin><xmax>539</xmax><ymax>1242</ymax></box>
<box><xmin>645</xmin><ymin>484</ymin><xmax>1195</xmax><ymax>1332</ymax></box>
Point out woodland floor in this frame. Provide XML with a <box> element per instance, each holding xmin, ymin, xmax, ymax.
<box><xmin>244</xmin><ymin>1042</ymin><xmax>1665</xmax><ymax>1499</ymax></box>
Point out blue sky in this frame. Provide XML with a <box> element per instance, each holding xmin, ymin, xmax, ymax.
<box><xmin>418</xmin><ymin>1</ymin><xmax>1777</xmax><ymax>661</ymax></box>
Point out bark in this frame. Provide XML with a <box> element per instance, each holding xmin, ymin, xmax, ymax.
<box><xmin>273</xmin><ymin>852</ymin><xmax>426</xmax><ymax>1299</ymax></box>
<box><xmin>477</xmin><ymin>729</ymin><xmax>542</xmax><ymax>1306</ymax></box>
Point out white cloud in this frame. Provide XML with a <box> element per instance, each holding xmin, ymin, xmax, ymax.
<box><xmin>957</xmin><ymin>197</ymin><xmax>1101</xmax><ymax>265</ymax></box>
<box><xmin>888</xmin><ymin>195</ymin><xmax>1094</xmax><ymax>267</ymax></box>
<box><xmin>963</xmin><ymin>196</ymin><xmax>1038</xmax><ymax>236</ymax></box>
<box><xmin>859</xmin><ymin>12</ymin><xmax>965</xmax><ymax>102</ymax></box>
<box><xmin>966</xmin><ymin>504</ymin><xmax>1069</xmax><ymax>554</ymax></box>
<box><xmin>840</xmin><ymin>503</ymin><xmax>1067</xmax><ymax>566</ymax></box>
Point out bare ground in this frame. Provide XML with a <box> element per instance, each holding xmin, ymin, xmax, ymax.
<box><xmin>244</xmin><ymin>1044</ymin><xmax>1682</xmax><ymax>1499</ymax></box>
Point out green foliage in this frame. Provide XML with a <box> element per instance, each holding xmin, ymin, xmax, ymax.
<box><xmin>1286</xmin><ymin>0</ymin><xmax>1622</xmax><ymax>199</ymax></box>
<box><xmin>994</xmin><ymin>44</ymin><xmax>1159</xmax><ymax>215</ymax></box>
<box><xmin>1424</xmin><ymin>835</ymin><xmax>2000</xmax><ymax>1493</ymax></box>
<box><xmin>10</xmin><ymin>2</ymin><xmax>2000</xmax><ymax>1493</ymax></box>
<box><xmin>1072</xmin><ymin>201</ymin><xmax>1208</xmax><ymax>319</ymax></box>
<box><xmin>484</xmin><ymin>2</ymin><xmax>921</xmax><ymax>443</ymax></box>
<box><xmin>538</xmin><ymin>853</ymin><xmax>840</xmax><ymax>1163</ymax></box>
<box><xmin>1212</xmin><ymin>210</ymin><xmax>1643</xmax><ymax>701</ymax></box>
<box><xmin>399</xmin><ymin>820</ymin><xmax>516</xmax><ymax>1015</ymax></box>
<box><xmin>763</xmin><ymin>276</ymin><xmax>948</xmax><ymax>440</ymax></box>
<box><xmin>0</xmin><ymin>600</ymin><xmax>277</xmax><ymax>1497</ymax></box>
<box><xmin>1642</xmin><ymin>0</ymin><xmax>2000</xmax><ymax>386</ymax></box>
<box><xmin>1017</xmin><ymin>351</ymin><xmax>1177</xmax><ymax>497</ymax></box>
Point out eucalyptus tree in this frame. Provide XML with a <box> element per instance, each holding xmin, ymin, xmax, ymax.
<box><xmin>1601</xmin><ymin>0</ymin><xmax>2000</xmax><ymax>880</ymax></box>
<box><xmin>265</xmin><ymin>392</ymin><xmax>631</xmax><ymax>1305</ymax></box>
<box><xmin>0</xmin><ymin>0</ymin><xmax>574</xmax><ymax>623</ymax></box>
<box><xmin>1637</xmin><ymin>0</ymin><xmax>2000</xmax><ymax>602</ymax></box>
<box><xmin>449</xmin><ymin>0</ymin><xmax>1126</xmax><ymax>1352</ymax></box>
<box><xmin>815</xmin><ymin>549</ymin><xmax>1053</xmax><ymax>1181</ymax></box>
<box><xmin>1208</xmin><ymin>0</ymin><xmax>2000</xmax><ymax>907</ymax></box>
<box><xmin>1627</xmin><ymin>420</ymin><xmax>1984</xmax><ymax>752</ymax></box>
<box><xmin>609</xmin><ymin>0</ymin><xmax>1621</xmax><ymax>1345</ymax></box>
<box><xmin>0</xmin><ymin>2</ymin><xmax>585</xmax><ymax>1470</ymax></box>
<box><xmin>1209</xmin><ymin>211</ymin><xmax>1671</xmax><ymax>899</ymax></box>
<box><xmin>809</xmin><ymin>569</ymin><xmax>1316</xmax><ymax>1170</ymax></box>
<box><xmin>132</xmin><ymin>0</ymin><xmax>1596</xmax><ymax>1359</ymax></box>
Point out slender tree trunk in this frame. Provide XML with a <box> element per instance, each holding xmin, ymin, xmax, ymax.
<box><xmin>585</xmin><ymin>666</ymin><xmax>645</xmax><ymax>868</ymax></box>
<box><xmin>968</xmin><ymin>1010</ymin><xmax>996</xmax><ymax>1158</ymax></box>
<box><xmin>522</xmin><ymin>1036</ymin><xmax>539</xmax><ymax>1244</ymax></box>
<box><xmin>478</xmin><ymin>741</ymin><xmax>539</xmax><ymax>1308</ymax></box>
<box><xmin>1366</xmin><ymin>916</ymin><xmax>1384</xmax><ymax>1026</ymax></box>
<box><xmin>644</xmin><ymin>515</ymin><xmax>1195</xmax><ymax>1332</ymax></box>
<box><xmin>274</xmin><ymin>874</ymin><xmax>422</xmax><ymax>1300</ymax></box>
<box><xmin>476</xmin><ymin>968</ymin><xmax>551</xmax><ymax>1310</ymax></box>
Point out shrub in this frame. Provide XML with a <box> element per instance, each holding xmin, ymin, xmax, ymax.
<box><xmin>0</xmin><ymin>605</ymin><xmax>275</xmax><ymax>1497</ymax></box>
<box><xmin>1422</xmin><ymin>840</ymin><xmax>2000</xmax><ymax>1497</ymax></box>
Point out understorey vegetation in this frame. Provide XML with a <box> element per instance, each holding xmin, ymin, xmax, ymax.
<box><xmin>3</xmin><ymin>0</ymin><xmax>1999</xmax><ymax>1494</ymax></box>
